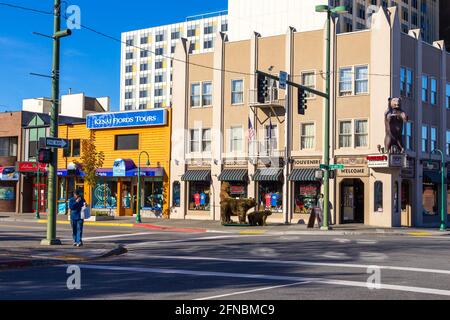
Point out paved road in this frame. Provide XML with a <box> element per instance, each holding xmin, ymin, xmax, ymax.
<box><xmin>0</xmin><ymin>220</ymin><xmax>450</xmax><ymax>300</ymax></box>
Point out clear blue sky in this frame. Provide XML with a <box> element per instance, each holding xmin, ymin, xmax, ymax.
<box><xmin>0</xmin><ymin>0</ymin><xmax>228</xmax><ymax>111</ymax></box>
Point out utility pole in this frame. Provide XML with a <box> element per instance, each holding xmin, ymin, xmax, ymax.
<box><xmin>41</xmin><ymin>0</ymin><xmax>71</xmax><ymax>246</ymax></box>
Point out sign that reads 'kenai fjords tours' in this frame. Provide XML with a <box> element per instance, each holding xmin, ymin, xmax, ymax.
<box><xmin>87</xmin><ymin>109</ymin><xmax>167</xmax><ymax>130</ymax></box>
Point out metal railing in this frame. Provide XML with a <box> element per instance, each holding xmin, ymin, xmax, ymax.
<box><xmin>248</xmin><ymin>88</ymin><xmax>285</xmax><ymax>107</ymax></box>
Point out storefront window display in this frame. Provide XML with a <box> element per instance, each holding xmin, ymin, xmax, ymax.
<box><xmin>258</xmin><ymin>182</ymin><xmax>283</xmax><ymax>213</ymax></box>
<box><xmin>93</xmin><ymin>178</ymin><xmax>118</xmax><ymax>209</ymax></box>
<box><xmin>0</xmin><ymin>186</ymin><xmax>15</xmax><ymax>200</ymax></box>
<box><xmin>423</xmin><ymin>183</ymin><xmax>438</xmax><ymax>216</ymax></box>
<box><xmin>172</xmin><ymin>181</ymin><xmax>181</xmax><ymax>207</ymax></box>
<box><xmin>188</xmin><ymin>182</ymin><xmax>210</xmax><ymax>211</ymax></box>
<box><xmin>227</xmin><ymin>182</ymin><xmax>248</xmax><ymax>199</ymax></box>
<box><xmin>143</xmin><ymin>179</ymin><xmax>164</xmax><ymax>212</ymax></box>
<box><xmin>374</xmin><ymin>181</ymin><xmax>383</xmax><ymax>212</ymax></box>
<box><xmin>294</xmin><ymin>182</ymin><xmax>320</xmax><ymax>214</ymax></box>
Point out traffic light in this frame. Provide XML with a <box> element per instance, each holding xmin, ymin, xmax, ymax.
<box><xmin>298</xmin><ymin>89</ymin><xmax>308</xmax><ymax>115</ymax></box>
<box><xmin>38</xmin><ymin>148</ymin><xmax>52</xmax><ymax>164</ymax></box>
<box><xmin>257</xmin><ymin>74</ymin><xmax>270</xmax><ymax>103</ymax></box>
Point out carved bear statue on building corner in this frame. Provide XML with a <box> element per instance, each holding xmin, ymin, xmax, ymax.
<box><xmin>384</xmin><ymin>97</ymin><xmax>408</xmax><ymax>154</ymax></box>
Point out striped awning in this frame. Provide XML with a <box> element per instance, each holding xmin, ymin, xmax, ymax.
<box><xmin>218</xmin><ymin>169</ymin><xmax>248</xmax><ymax>182</ymax></box>
<box><xmin>288</xmin><ymin>169</ymin><xmax>317</xmax><ymax>182</ymax></box>
<box><xmin>253</xmin><ymin>168</ymin><xmax>284</xmax><ymax>182</ymax></box>
<box><xmin>181</xmin><ymin>170</ymin><xmax>211</xmax><ymax>182</ymax></box>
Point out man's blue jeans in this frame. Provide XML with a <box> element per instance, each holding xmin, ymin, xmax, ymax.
<box><xmin>71</xmin><ymin>219</ymin><xmax>84</xmax><ymax>244</ymax></box>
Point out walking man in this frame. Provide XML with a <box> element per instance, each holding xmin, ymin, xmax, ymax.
<box><xmin>69</xmin><ymin>190</ymin><xmax>85</xmax><ymax>247</ymax></box>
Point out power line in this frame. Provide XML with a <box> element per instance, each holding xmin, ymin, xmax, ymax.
<box><xmin>0</xmin><ymin>2</ymin><xmax>52</xmax><ymax>15</ymax></box>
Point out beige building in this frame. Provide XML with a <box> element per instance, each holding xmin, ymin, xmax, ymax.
<box><xmin>169</xmin><ymin>6</ymin><xmax>450</xmax><ymax>228</ymax></box>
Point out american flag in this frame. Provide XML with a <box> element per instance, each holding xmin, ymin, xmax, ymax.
<box><xmin>248</xmin><ymin>117</ymin><xmax>256</xmax><ymax>142</ymax></box>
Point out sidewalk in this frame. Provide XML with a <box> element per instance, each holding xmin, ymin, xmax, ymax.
<box><xmin>1</xmin><ymin>212</ymin><xmax>449</xmax><ymax>237</ymax></box>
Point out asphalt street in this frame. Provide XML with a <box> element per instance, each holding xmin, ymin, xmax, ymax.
<box><xmin>0</xmin><ymin>220</ymin><xmax>450</xmax><ymax>300</ymax></box>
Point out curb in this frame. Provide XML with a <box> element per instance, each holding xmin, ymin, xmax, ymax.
<box><xmin>0</xmin><ymin>245</ymin><xmax>128</xmax><ymax>271</ymax></box>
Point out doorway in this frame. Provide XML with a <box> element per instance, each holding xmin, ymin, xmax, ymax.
<box><xmin>340</xmin><ymin>179</ymin><xmax>365</xmax><ymax>224</ymax></box>
<box><xmin>401</xmin><ymin>180</ymin><xmax>412</xmax><ymax>227</ymax></box>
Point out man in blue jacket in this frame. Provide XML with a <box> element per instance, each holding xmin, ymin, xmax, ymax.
<box><xmin>69</xmin><ymin>190</ymin><xmax>85</xmax><ymax>247</ymax></box>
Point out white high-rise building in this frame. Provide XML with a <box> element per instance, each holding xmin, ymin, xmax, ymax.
<box><xmin>120</xmin><ymin>0</ymin><xmax>440</xmax><ymax>111</ymax></box>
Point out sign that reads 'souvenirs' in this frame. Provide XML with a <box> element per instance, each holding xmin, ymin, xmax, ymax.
<box><xmin>87</xmin><ymin>109</ymin><xmax>167</xmax><ymax>130</ymax></box>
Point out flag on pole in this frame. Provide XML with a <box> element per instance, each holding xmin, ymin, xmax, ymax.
<box><xmin>248</xmin><ymin>117</ymin><xmax>256</xmax><ymax>142</ymax></box>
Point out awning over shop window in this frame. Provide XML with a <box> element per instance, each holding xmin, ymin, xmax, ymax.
<box><xmin>288</xmin><ymin>169</ymin><xmax>317</xmax><ymax>182</ymax></box>
<box><xmin>424</xmin><ymin>171</ymin><xmax>442</xmax><ymax>184</ymax></box>
<box><xmin>218</xmin><ymin>169</ymin><xmax>248</xmax><ymax>182</ymax></box>
<box><xmin>181</xmin><ymin>170</ymin><xmax>211</xmax><ymax>182</ymax></box>
<box><xmin>253</xmin><ymin>168</ymin><xmax>283</xmax><ymax>182</ymax></box>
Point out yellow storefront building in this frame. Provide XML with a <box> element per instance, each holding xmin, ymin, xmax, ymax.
<box><xmin>57</xmin><ymin>108</ymin><xmax>172</xmax><ymax>218</ymax></box>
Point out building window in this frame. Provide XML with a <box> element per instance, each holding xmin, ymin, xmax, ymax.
<box><xmin>125</xmin><ymin>65</ymin><xmax>133</xmax><ymax>73</ymax></box>
<box><xmin>230</xmin><ymin>126</ymin><xmax>243</xmax><ymax>152</ymax></box>
<box><xmin>374</xmin><ymin>181</ymin><xmax>383</xmax><ymax>212</ymax></box>
<box><xmin>93</xmin><ymin>179</ymin><xmax>117</xmax><ymax>209</ymax></box>
<box><xmin>125</xmin><ymin>78</ymin><xmax>133</xmax><ymax>86</ymax></box>
<box><xmin>204</xmin><ymin>39</ymin><xmax>214</xmax><ymax>49</ymax></box>
<box><xmin>404</xmin><ymin>122</ymin><xmax>413</xmax><ymax>151</ymax></box>
<box><xmin>355</xmin><ymin>66</ymin><xmax>369</xmax><ymax>94</ymax></box>
<box><xmin>202</xmin><ymin>82</ymin><xmax>212</xmax><ymax>106</ymax></box>
<box><xmin>124</xmin><ymin>105</ymin><xmax>133</xmax><ymax>111</ymax></box>
<box><xmin>264</xmin><ymin>124</ymin><xmax>278</xmax><ymax>154</ymax></box>
<box><xmin>300</xmin><ymin>123</ymin><xmax>315</xmax><ymax>150</ymax></box>
<box><xmin>139</xmin><ymin>104</ymin><xmax>147</xmax><ymax>110</ymax></box>
<box><xmin>355</xmin><ymin>120</ymin><xmax>368</xmax><ymax>147</ymax></box>
<box><xmin>126</xmin><ymin>52</ymin><xmax>133</xmax><ymax>60</ymax></box>
<box><xmin>126</xmin><ymin>39</ymin><xmax>134</xmax><ymax>47</ymax></box>
<box><xmin>139</xmin><ymin>90</ymin><xmax>148</xmax><ymax>98</ymax></box>
<box><xmin>140</xmin><ymin>63</ymin><xmax>148</xmax><ymax>71</ymax></box>
<box><xmin>430</xmin><ymin>78</ymin><xmax>438</xmax><ymax>105</ymax></box>
<box><xmin>189</xmin><ymin>42</ymin><xmax>196</xmax><ymax>53</ymax></box>
<box><xmin>221</xmin><ymin>22</ymin><xmax>228</xmax><ymax>32</ymax></box>
<box><xmin>189</xmin><ymin>129</ymin><xmax>200</xmax><ymax>153</ymax></box>
<box><xmin>339</xmin><ymin>67</ymin><xmax>353</xmax><ymax>96</ymax></box>
<box><xmin>0</xmin><ymin>137</ymin><xmax>18</xmax><ymax>157</ymax></box>
<box><xmin>155</xmin><ymin>47</ymin><xmax>164</xmax><ymax>56</ymax></box>
<box><xmin>406</xmin><ymin>69</ymin><xmax>413</xmax><ymax>98</ymax></box>
<box><xmin>339</xmin><ymin>121</ymin><xmax>352</xmax><ymax>148</ymax></box>
<box><xmin>172</xmin><ymin>181</ymin><xmax>181</xmax><ymax>207</ymax></box>
<box><xmin>422</xmin><ymin>75</ymin><xmax>428</xmax><ymax>102</ymax></box>
<box><xmin>140</xmin><ymin>36</ymin><xmax>148</xmax><ymax>44</ymax></box>
<box><xmin>204</xmin><ymin>23</ymin><xmax>214</xmax><ymax>34</ymax></box>
<box><xmin>301</xmin><ymin>72</ymin><xmax>316</xmax><ymax>98</ymax></box>
<box><xmin>115</xmin><ymin>134</ymin><xmax>139</xmax><ymax>150</ymax></box>
<box><xmin>154</xmin><ymin>88</ymin><xmax>164</xmax><ymax>97</ymax></box>
<box><xmin>202</xmin><ymin>129</ymin><xmax>211</xmax><ymax>152</ymax></box>
<box><xmin>446</xmin><ymin>131</ymin><xmax>450</xmax><ymax>156</ymax></box>
<box><xmin>171</xmin><ymin>30</ymin><xmax>180</xmax><ymax>40</ymax></box>
<box><xmin>125</xmin><ymin>92</ymin><xmax>133</xmax><ymax>100</ymax></box>
<box><xmin>140</xmin><ymin>50</ymin><xmax>148</xmax><ymax>58</ymax></box>
<box><xmin>431</xmin><ymin>127</ymin><xmax>438</xmax><ymax>152</ymax></box>
<box><xmin>231</xmin><ymin>79</ymin><xmax>244</xmax><ymax>105</ymax></box>
<box><xmin>188</xmin><ymin>182</ymin><xmax>210</xmax><ymax>211</ymax></box>
<box><xmin>187</xmin><ymin>27</ymin><xmax>197</xmax><ymax>37</ymax></box>
<box><xmin>422</xmin><ymin>125</ymin><xmax>429</xmax><ymax>153</ymax></box>
<box><xmin>140</xmin><ymin>77</ymin><xmax>148</xmax><ymax>85</ymax></box>
<box><xmin>155</xmin><ymin>74</ymin><xmax>164</xmax><ymax>83</ymax></box>
<box><xmin>155</xmin><ymin>61</ymin><xmax>163</xmax><ymax>69</ymax></box>
<box><xmin>190</xmin><ymin>83</ymin><xmax>201</xmax><ymax>107</ymax></box>
<box><xmin>446</xmin><ymin>83</ymin><xmax>450</xmax><ymax>109</ymax></box>
<box><xmin>155</xmin><ymin>32</ymin><xmax>165</xmax><ymax>42</ymax></box>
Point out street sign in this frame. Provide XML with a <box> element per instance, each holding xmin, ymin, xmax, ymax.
<box><xmin>279</xmin><ymin>71</ymin><xmax>288</xmax><ymax>90</ymax></box>
<box><xmin>45</xmin><ymin>138</ymin><xmax>69</xmax><ymax>149</ymax></box>
<box><xmin>320</xmin><ymin>164</ymin><xmax>329</xmax><ymax>170</ymax></box>
<box><xmin>330</xmin><ymin>164</ymin><xmax>345</xmax><ymax>170</ymax></box>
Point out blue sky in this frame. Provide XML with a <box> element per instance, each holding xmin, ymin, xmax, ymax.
<box><xmin>0</xmin><ymin>0</ymin><xmax>228</xmax><ymax>111</ymax></box>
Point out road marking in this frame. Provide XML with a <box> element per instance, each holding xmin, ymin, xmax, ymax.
<box><xmin>69</xmin><ymin>264</ymin><xmax>450</xmax><ymax>297</ymax></box>
<box><xmin>333</xmin><ymin>238</ymin><xmax>352</xmax><ymax>244</ymax></box>
<box><xmin>133</xmin><ymin>255</ymin><xmax>450</xmax><ymax>276</ymax></box>
<box><xmin>61</xmin><ymin>232</ymin><xmax>156</xmax><ymax>242</ymax></box>
<box><xmin>195</xmin><ymin>281</ymin><xmax>312</xmax><ymax>300</ymax></box>
<box><xmin>356</xmin><ymin>240</ymin><xmax>378</xmax><ymax>245</ymax></box>
<box><xmin>408</xmin><ymin>232</ymin><xmax>433</xmax><ymax>237</ymax></box>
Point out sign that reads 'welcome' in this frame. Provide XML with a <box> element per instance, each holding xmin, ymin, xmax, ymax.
<box><xmin>86</xmin><ymin>109</ymin><xmax>167</xmax><ymax>130</ymax></box>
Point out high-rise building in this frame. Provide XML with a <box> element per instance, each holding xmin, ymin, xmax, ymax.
<box><xmin>120</xmin><ymin>0</ymin><xmax>441</xmax><ymax>111</ymax></box>
<box><xmin>120</xmin><ymin>11</ymin><xmax>228</xmax><ymax>111</ymax></box>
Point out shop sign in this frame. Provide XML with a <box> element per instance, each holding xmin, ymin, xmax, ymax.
<box><xmin>390</xmin><ymin>154</ymin><xmax>406</xmax><ymax>168</ymax></box>
<box><xmin>367</xmin><ymin>155</ymin><xmax>389</xmax><ymax>168</ymax></box>
<box><xmin>113</xmin><ymin>159</ymin><xmax>136</xmax><ymax>177</ymax></box>
<box><xmin>223</xmin><ymin>160</ymin><xmax>248</xmax><ymax>168</ymax></box>
<box><xmin>335</xmin><ymin>157</ymin><xmax>367</xmax><ymax>166</ymax></box>
<box><xmin>293</xmin><ymin>159</ymin><xmax>321</xmax><ymax>168</ymax></box>
<box><xmin>0</xmin><ymin>167</ymin><xmax>19</xmax><ymax>181</ymax></box>
<box><xmin>17</xmin><ymin>162</ymin><xmax>47</xmax><ymax>173</ymax></box>
<box><xmin>87</xmin><ymin>109</ymin><xmax>167</xmax><ymax>130</ymax></box>
<box><xmin>230</xmin><ymin>186</ymin><xmax>245</xmax><ymax>195</ymax></box>
<box><xmin>337</xmin><ymin>167</ymin><xmax>370</xmax><ymax>177</ymax></box>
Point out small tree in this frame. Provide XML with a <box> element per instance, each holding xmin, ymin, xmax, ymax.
<box><xmin>80</xmin><ymin>131</ymin><xmax>105</xmax><ymax>205</ymax></box>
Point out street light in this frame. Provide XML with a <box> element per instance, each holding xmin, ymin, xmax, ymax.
<box><xmin>432</xmin><ymin>149</ymin><xmax>447</xmax><ymax>231</ymax></box>
<box><xmin>315</xmin><ymin>4</ymin><xmax>347</xmax><ymax>231</ymax></box>
<box><xmin>136</xmin><ymin>151</ymin><xmax>151</xmax><ymax>224</ymax></box>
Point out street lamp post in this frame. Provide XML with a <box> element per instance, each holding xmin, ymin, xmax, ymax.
<box><xmin>315</xmin><ymin>4</ymin><xmax>347</xmax><ymax>230</ymax></box>
<box><xmin>136</xmin><ymin>151</ymin><xmax>151</xmax><ymax>224</ymax></box>
<box><xmin>432</xmin><ymin>149</ymin><xmax>447</xmax><ymax>231</ymax></box>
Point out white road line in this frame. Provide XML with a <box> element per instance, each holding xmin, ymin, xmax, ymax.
<box><xmin>67</xmin><ymin>264</ymin><xmax>450</xmax><ymax>297</ymax></box>
<box><xmin>61</xmin><ymin>232</ymin><xmax>156</xmax><ymax>242</ymax></box>
<box><xmin>195</xmin><ymin>282</ymin><xmax>312</xmax><ymax>301</ymax></box>
<box><xmin>128</xmin><ymin>255</ymin><xmax>450</xmax><ymax>276</ymax></box>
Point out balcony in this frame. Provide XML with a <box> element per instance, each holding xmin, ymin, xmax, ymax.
<box><xmin>248</xmin><ymin>88</ymin><xmax>285</xmax><ymax>109</ymax></box>
<box><xmin>248</xmin><ymin>140</ymin><xmax>285</xmax><ymax>161</ymax></box>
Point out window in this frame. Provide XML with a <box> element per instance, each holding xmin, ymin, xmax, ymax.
<box><xmin>430</xmin><ymin>78</ymin><xmax>437</xmax><ymax>105</ymax></box>
<box><xmin>139</xmin><ymin>90</ymin><xmax>148</xmax><ymax>98</ymax></box>
<box><xmin>125</xmin><ymin>78</ymin><xmax>133</xmax><ymax>86</ymax></box>
<box><xmin>188</xmin><ymin>182</ymin><xmax>210</xmax><ymax>211</ymax></box>
<box><xmin>140</xmin><ymin>77</ymin><xmax>148</xmax><ymax>85</ymax></box>
<box><xmin>202</xmin><ymin>82</ymin><xmax>212</xmax><ymax>106</ymax></box>
<box><xmin>374</xmin><ymin>181</ymin><xmax>383</xmax><ymax>212</ymax></box>
<box><xmin>93</xmin><ymin>179</ymin><xmax>117</xmax><ymax>209</ymax></box>
<box><xmin>140</xmin><ymin>63</ymin><xmax>148</xmax><ymax>71</ymax></box>
<box><xmin>140</xmin><ymin>36</ymin><xmax>148</xmax><ymax>44</ymax></box>
<box><xmin>155</xmin><ymin>32</ymin><xmax>165</xmax><ymax>42</ymax></box>
<box><xmin>142</xmin><ymin>179</ymin><xmax>164</xmax><ymax>210</ymax></box>
<box><xmin>187</xmin><ymin>27</ymin><xmax>196</xmax><ymax>37</ymax></box>
<box><xmin>406</xmin><ymin>69</ymin><xmax>413</xmax><ymax>98</ymax></box>
<box><xmin>422</xmin><ymin>75</ymin><xmax>428</xmax><ymax>102</ymax></box>
<box><xmin>355</xmin><ymin>120</ymin><xmax>368</xmax><ymax>147</ymax></box>
<box><xmin>301</xmin><ymin>72</ymin><xmax>316</xmax><ymax>98</ymax></box>
<box><xmin>126</xmin><ymin>52</ymin><xmax>133</xmax><ymax>60</ymax></box>
<box><xmin>124</xmin><ymin>105</ymin><xmax>133</xmax><ymax>111</ymax></box>
<box><xmin>231</xmin><ymin>79</ymin><xmax>244</xmax><ymax>104</ymax></box>
<box><xmin>300</xmin><ymin>123</ymin><xmax>315</xmax><ymax>150</ymax></box>
<box><xmin>155</xmin><ymin>61</ymin><xmax>163</xmax><ymax>69</ymax></box>
<box><xmin>264</xmin><ymin>124</ymin><xmax>278</xmax><ymax>153</ymax></box>
<box><xmin>126</xmin><ymin>39</ymin><xmax>133</xmax><ymax>47</ymax></box>
<box><xmin>139</xmin><ymin>104</ymin><xmax>146</xmax><ymax>110</ymax></box>
<box><xmin>339</xmin><ymin>121</ymin><xmax>352</xmax><ymax>148</ymax></box>
<box><xmin>190</xmin><ymin>83</ymin><xmax>201</xmax><ymax>107</ymax></box>
<box><xmin>446</xmin><ymin>131</ymin><xmax>450</xmax><ymax>156</ymax></box>
<box><xmin>404</xmin><ymin>122</ymin><xmax>413</xmax><ymax>151</ymax></box>
<box><xmin>189</xmin><ymin>42</ymin><xmax>196</xmax><ymax>53</ymax></box>
<box><xmin>446</xmin><ymin>83</ymin><xmax>450</xmax><ymax>109</ymax></box>
<box><xmin>154</xmin><ymin>88</ymin><xmax>164</xmax><ymax>97</ymax></box>
<box><xmin>221</xmin><ymin>22</ymin><xmax>228</xmax><ymax>32</ymax></box>
<box><xmin>204</xmin><ymin>23</ymin><xmax>214</xmax><ymax>34</ymax></box>
<box><xmin>339</xmin><ymin>67</ymin><xmax>353</xmax><ymax>96</ymax></box>
<box><xmin>125</xmin><ymin>65</ymin><xmax>133</xmax><ymax>73</ymax></box>
<box><xmin>72</xmin><ymin>139</ymin><xmax>80</xmax><ymax>157</ymax></box>
<box><xmin>204</xmin><ymin>39</ymin><xmax>214</xmax><ymax>49</ymax></box>
<box><xmin>190</xmin><ymin>129</ymin><xmax>200</xmax><ymax>153</ymax></box>
<box><xmin>431</xmin><ymin>127</ymin><xmax>438</xmax><ymax>152</ymax></box>
<box><xmin>171</xmin><ymin>30</ymin><xmax>180</xmax><ymax>39</ymax></box>
<box><xmin>172</xmin><ymin>181</ymin><xmax>181</xmax><ymax>207</ymax></box>
<box><xmin>140</xmin><ymin>50</ymin><xmax>148</xmax><ymax>58</ymax></box>
<box><xmin>155</xmin><ymin>47</ymin><xmax>164</xmax><ymax>56</ymax></box>
<box><xmin>115</xmin><ymin>134</ymin><xmax>139</xmax><ymax>150</ymax></box>
<box><xmin>422</xmin><ymin>125</ymin><xmax>429</xmax><ymax>153</ymax></box>
<box><xmin>202</xmin><ymin>129</ymin><xmax>211</xmax><ymax>152</ymax></box>
<box><xmin>230</xmin><ymin>127</ymin><xmax>243</xmax><ymax>152</ymax></box>
<box><xmin>355</xmin><ymin>66</ymin><xmax>369</xmax><ymax>94</ymax></box>
<box><xmin>155</xmin><ymin>74</ymin><xmax>164</xmax><ymax>83</ymax></box>
<box><xmin>0</xmin><ymin>137</ymin><xmax>18</xmax><ymax>157</ymax></box>
<box><xmin>400</xmin><ymin>68</ymin><xmax>406</xmax><ymax>96</ymax></box>
<box><xmin>125</xmin><ymin>92</ymin><xmax>133</xmax><ymax>100</ymax></box>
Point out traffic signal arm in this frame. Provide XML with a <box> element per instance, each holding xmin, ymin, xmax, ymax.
<box><xmin>256</xmin><ymin>70</ymin><xmax>329</xmax><ymax>99</ymax></box>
